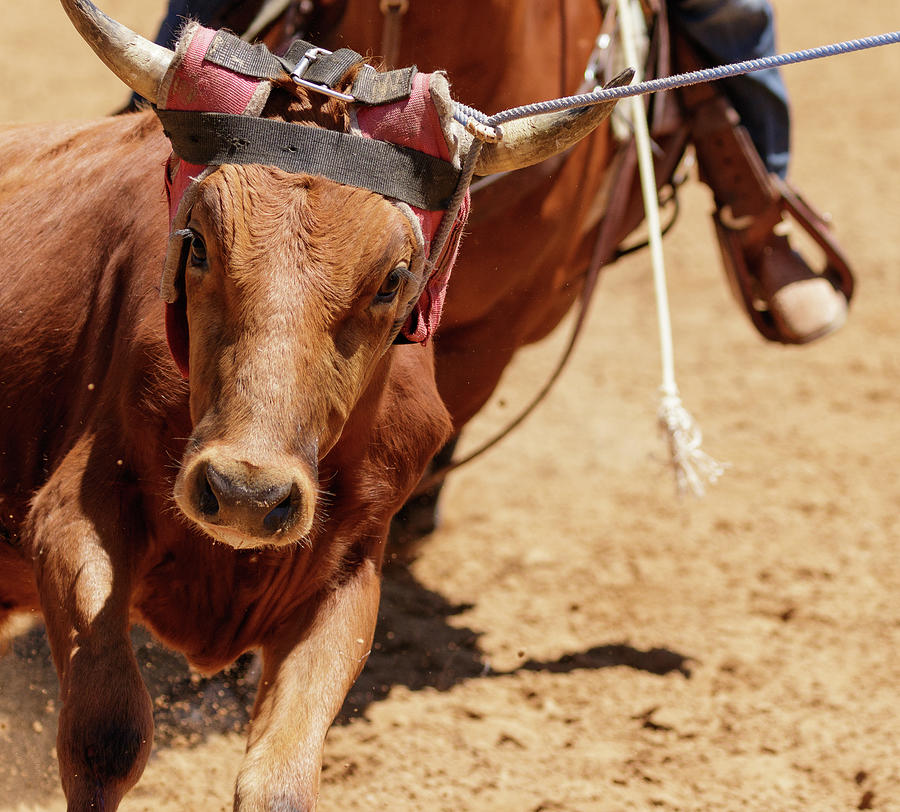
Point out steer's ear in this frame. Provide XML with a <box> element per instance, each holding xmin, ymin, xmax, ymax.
<box><xmin>59</xmin><ymin>0</ymin><xmax>174</xmax><ymax>103</ymax></box>
<box><xmin>468</xmin><ymin>69</ymin><xmax>634</xmax><ymax>177</ymax></box>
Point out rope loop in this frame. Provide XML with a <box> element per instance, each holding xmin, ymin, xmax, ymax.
<box><xmin>464</xmin><ymin>117</ymin><xmax>502</xmax><ymax>143</ymax></box>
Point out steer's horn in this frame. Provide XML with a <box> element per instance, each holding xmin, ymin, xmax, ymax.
<box><xmin>473</xmin><ymin>69</ymin><xmax>635</xmax><ymax>176</ymax></box>
<box><xmin>59</xmin><ymin>0</ymin><xmax>174</xmax><ymax>103</ymax></box>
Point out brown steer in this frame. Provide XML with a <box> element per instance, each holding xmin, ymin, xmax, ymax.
<box><xmin>0</xmin><ymin>1</ymin><xmax>623</xmax><ymax>808</ymax></box>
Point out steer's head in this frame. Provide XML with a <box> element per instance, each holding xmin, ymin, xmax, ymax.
<box><xmin>172</xmin><ymin>166</ymin><xmax>421</xmax><ymax>548</ymax></box>
<box><xmin>62</xmin><ymin>0</ymin><xmax>625</xmax><ymax>549</ymax></box>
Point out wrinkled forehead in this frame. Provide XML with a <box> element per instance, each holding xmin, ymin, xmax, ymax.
<box><xmin>193</xmin><ymin>164</ymin><xmax>422</xmax><ymax>265</ymax></box>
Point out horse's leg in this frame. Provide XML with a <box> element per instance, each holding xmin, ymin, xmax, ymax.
<box><xmin>388</xmin><ymin>324</ymin><xmax>534</xmax><ymax>554</ymax></box>
<box><xmin>388</xmin><ymin>433</ymin><xmax>460</xmax><ymax>554</ymax></box>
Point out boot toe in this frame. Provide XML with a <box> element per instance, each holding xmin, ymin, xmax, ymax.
<box><xmin>767</xmin><ymin>276</ymin><xmax>848</xmax><ymax>344</ymax></box>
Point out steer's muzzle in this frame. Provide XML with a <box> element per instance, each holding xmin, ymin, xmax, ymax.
<box><xmin>176</xmin><ymin>449</ymin><xmax>317</xmax><ymax>548</ymax></box>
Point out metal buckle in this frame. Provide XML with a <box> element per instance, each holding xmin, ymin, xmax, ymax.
<box><xmin>290</xmin><ymin>47</ymin><xmax>356</xmax><ymax>102</ymax></box>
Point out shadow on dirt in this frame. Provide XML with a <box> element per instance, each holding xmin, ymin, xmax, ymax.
<box><xmin>3</xmin><ymin>561</ymin><xmax>693</xmax><ymax>747</ymax></box>
<box><xmin>340</xmin><ymin>562</ymin><xmax>693</xmax><ymax>722</ymax></box>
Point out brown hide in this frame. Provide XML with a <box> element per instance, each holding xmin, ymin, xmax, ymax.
<box><xmin>0</xmin><ymin>105</ymin><xmax>451</xmax><ymax>808</ymax></box>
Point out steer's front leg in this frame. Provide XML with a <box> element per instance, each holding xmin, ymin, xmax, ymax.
<box><xmin>234</xmin><ymin>558</ymin><xmax>381</xmax><ymax>811</ymax></box>
<box><xmin>28</xmin><ymin>441</ymin><xmax>152</xmax><ymax>811</ymax></box>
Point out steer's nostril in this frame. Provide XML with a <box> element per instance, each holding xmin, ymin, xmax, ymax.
<box><xmin>263</xmin><ymin>492</ymin><xmax>296</xmax><ymax>534</ymax></box>
<box><xmin>188</xmin><ymin>457</ymin><xmax>309</xmax><ymax>540</ymax></box>
<box><xmin>198</xmin><ymin>469</ymin><xmax>220</xmax><ymax>517</ymax></box>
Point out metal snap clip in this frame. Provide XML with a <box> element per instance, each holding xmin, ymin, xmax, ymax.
<box><xmin>290</xmin><ymin>47</ymin><xmax>356</xmax><ymax>102</ymax></box>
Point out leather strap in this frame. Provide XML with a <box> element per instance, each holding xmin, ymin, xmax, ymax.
<box><xmin>675</xmin><ymin>48</ymin><xmax>775</xmax><ymax>219</ymax></box>
<box><xmin>380</xmin><ymin>0</ymin><xmax>409</xmax><ymax>70</ymax></box>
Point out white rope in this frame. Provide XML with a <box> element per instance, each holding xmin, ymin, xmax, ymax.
<box><xmin>615</xmin><ymin>0</ymin><xmax>727</xmax><ymax>496</ymax></box>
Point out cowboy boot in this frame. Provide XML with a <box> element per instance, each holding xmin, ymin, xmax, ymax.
<box><xmin>675</xmin><ymin>40</ymin><xmax>853</xmax><ymax>344</ymax></box>
<box><xmin>750</xmin><ymin>225</ymin><xmax>847</xmax><ymax>344</ymax></box>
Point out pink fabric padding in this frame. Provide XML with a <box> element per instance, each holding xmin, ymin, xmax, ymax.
<box><xmin>356</xmin><ymin>72</ymin><xmax>449</xmax><ymax>245</ymax></box>
<box><xmin>164</xmin><ymin>27</ymin><xmax>260</xmax><ymax>113</ymax></box>
<box><xmin>163</xmin><ymin>26</ymin><xmax>265</xmax><ymax>225</ymax></box>
<box><xmin>356</xmin><ymin>72</ymin><xmax>470</xmax><ymax>343</ymax></box>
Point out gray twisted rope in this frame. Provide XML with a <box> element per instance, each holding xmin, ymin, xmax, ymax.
<box><xmin>454</xmin><ymin>31</ymin><xmax>900</xmax><ymax>129</ymax></box>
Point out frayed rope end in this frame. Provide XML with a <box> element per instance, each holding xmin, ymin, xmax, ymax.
<box><xmin>657</xmin><ymin>392</ymin><xmax>729</xmax><ymax>497</ymax></box>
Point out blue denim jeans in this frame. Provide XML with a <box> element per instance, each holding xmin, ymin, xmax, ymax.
<box><xmin>671</xmin><ymin>0</ymin><xmax>790</xmax><ymax>178</ymax></box>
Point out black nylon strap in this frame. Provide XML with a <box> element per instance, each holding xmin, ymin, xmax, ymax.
<box><xmin>351</xmin><ymin>65</ymin><xmax>418</xmax><ymax>105</ymax></box>
<box><xmin>204</xmin><ymin>30</ymin><xmax>295</xmax><ymax>80</ymax></box>
<box><xmin>203</xmin><ymin>30</ymin><xmax>416</xmax><ymax>105</ymax></box>
<box><xmin>158</xmin><ymin>109</ymin><xmax>460</xmax><ymax>211</ymax></box>
<box><xmin>303</xmin><ymin>47</ymin><xmax>363</xmax><ymax>86</ymax></box>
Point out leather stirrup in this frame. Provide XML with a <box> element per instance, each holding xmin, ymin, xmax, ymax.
<box><xmin>673</xmin><ymin>33</ymin><xmax>855</xmax><ymax>343</ymax></box>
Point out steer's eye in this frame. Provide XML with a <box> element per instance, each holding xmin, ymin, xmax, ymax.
<box><xmin>188</xmin><ymin>231</ymin><xmax>208</xmax><ymax>269</ymax></box>
<box><xmin>374</xmin><ymin>265</ymin><xmax>408</xmax><ymax>304</ymax></box>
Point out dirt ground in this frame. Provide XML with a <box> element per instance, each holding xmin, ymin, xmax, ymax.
<box><xmin>1</xmin><ymin>1</ymin><xmax>899</xmax><ymax>810</ymax></box>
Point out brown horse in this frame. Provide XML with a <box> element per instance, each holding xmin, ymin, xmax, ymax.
<box><xmin>311</xmin><ymin>1</ymin><xmax>630</xmax><ymax>429</ymax></box>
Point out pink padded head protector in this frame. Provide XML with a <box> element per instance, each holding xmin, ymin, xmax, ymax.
<box><xmin>158</xmin><ymin>23</ymin><xmax>470</xmax><ymax>376</ymax></box>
